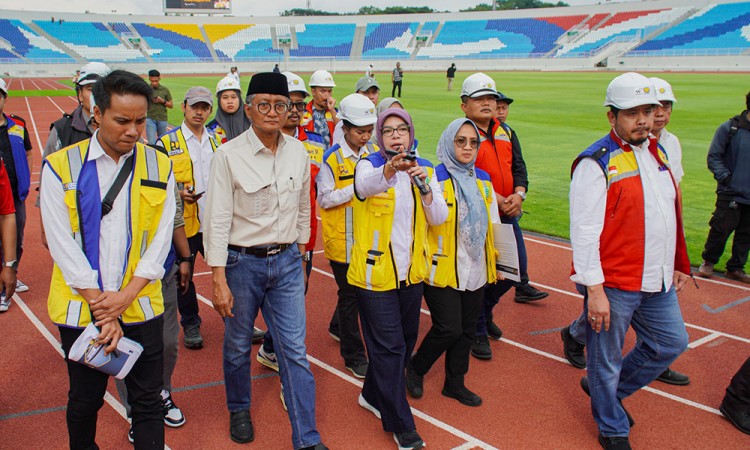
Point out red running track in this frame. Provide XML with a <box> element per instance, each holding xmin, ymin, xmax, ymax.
<box><xmin>0</xmin><ymin>79</ymin><xmax>748</xmax><ymax>449</ymax></box>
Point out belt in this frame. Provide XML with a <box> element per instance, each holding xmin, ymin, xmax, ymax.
<box><xmin>228</xmin><ymin>244</ymin><xmax>291</xmax><ymax>258</ymax></box>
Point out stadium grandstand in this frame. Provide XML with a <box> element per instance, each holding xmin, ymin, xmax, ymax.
<box><xmin>1</xmin><ymin>0</ymin><xmax>749</xmax><ymax>75</ymax></box>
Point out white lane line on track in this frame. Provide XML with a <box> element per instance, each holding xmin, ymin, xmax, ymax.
<box><xmin>48</xmin><ymin>97</ymin><xmax>65</xmax><ymax>114</ymax></box>
<box><xmin>19</xmin><ymin>78</ymin><xmax>25</xmax><ymax>90</ymax></box>
<box><xmin>23</xmin><ymin>97</ymin><xmax>44</xmax><ymax>152</ymax></box>
<box><xmin>525</xmin><ymin>235</ymin><xmax>750</xmax><ymax>292</ymax></box>
<box><xmin>195</xmin><ymin>292</ymin><xmax>498</xmax><ymax>449</ymax></box>
<box><xmin>29</xmin><ymin>79</ymin><xmax>42</xmax><ymax>90</ymax></box>
<box><xmin>688</xmin><ymin>332</ymin><xmax>722</xmax><ymax>349</ymax></box>
<box><xmin>12</xmin><ymin>294</ymin><xmax>173</xmax><ymax>449</ymax></box>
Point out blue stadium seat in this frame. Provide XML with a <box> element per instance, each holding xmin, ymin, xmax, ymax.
<box><xmin>289</xmin><ymin>23</ymin><xmax>355</xmax><ymax>58</ymax></box>
<box><xmin>0</xmin><ymin>19</ymin><xmax>72</xmax><ymax>62</ymax></box>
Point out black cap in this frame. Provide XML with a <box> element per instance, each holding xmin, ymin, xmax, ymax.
<box><xmin>497</xmin><ymin>91</ymin><xmax>514</xmax><ymax>104</ymax></box>
<box><xmin>247</xmin><ymin>72</ymin><xmax>289</xmax><ymax>98</ymax></box>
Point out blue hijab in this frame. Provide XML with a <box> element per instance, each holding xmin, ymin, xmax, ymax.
<box><xmin>436</xmin><ymin>119</ymin><xmax>487</xmax><ymax>262</ymax></box>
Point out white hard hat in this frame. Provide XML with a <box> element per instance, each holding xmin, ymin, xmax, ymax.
<box><xmin>0</xmin><ymin>78</ymin><xmax>6</xmax><ymax>96</ymax></box>
<box><xmin>309</xmin><ymin>69</ymin><xmax>336</xmax><ymax>88</ymax></box>
<box><xmin>649</xmin><ymin>77</ymin><xmax>677</xmax><ymax>103</ymax></box>
<box><xmin>461</xmin><ymin>73</ymin><xmax>500</xmax><ymax>99</ymax></box>
<box><xmin>604</xmin><ymin>72</ymin><xmax>661</xmax><ymax>110</ymax></box>
<box><xmin>338</xmin><ymin>93</ymin><xmax>377</xmax><ymax>127</ymax></box>
<box><xmin>216</xmin><ymin>76</ymin><xmax>241</xmax><ymax>95</ymax></box>
<box><xmin>282</xmin><ymin>71</ymin><xmax>310</xmax><ymax>97</ymax></box>
<box><xmin>78</xmin><ymin>62</ymin><xmax>110</xmax><ymax>86</ymax></box>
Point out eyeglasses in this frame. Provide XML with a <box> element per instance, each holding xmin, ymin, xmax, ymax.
<box><xmin>256</xmin><ymin>102</ymin><xmax>289</xmax><ymax>115</ymax></box>
<box><xmin>454</xmin><ymin>137</ymin><xmax>479</xmax><ymax>149</ymax></box>
<box><xmin>289</xmin><ymin>101</ymin><xmax>306</xmax><ymax>112</ymax></box>
<box><xmin>381</xmin><ymin>124</ymin><xmax>410</xmax><ymax>137</ymax></box>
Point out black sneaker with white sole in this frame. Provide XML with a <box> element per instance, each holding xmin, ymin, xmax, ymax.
<box><xmin>393</xmin><ymin>429</ymin><xmax>425</xmax><ymax>450</ymax></box>
<box><xmin>162</xmin><ymin>390</ymin><xmax>186</xmax><ymax>427</ymax></box>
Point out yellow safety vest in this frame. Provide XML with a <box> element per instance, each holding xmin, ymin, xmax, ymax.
<box><xmin>320</xmin><ymin>143</ymin><xmax>375</xmax><ymax>263</ymax></box>
<box><xmin>426</xmin><ymin>166</ymin><xmax>498</xmax><ymax>288</ymax></box>
<box><xmin>347</xmin><ymin>154</ymin><xmax>433</xmax><ymax>291</ymax></box>
<box><xmin>159</xmin><ymin>127</ymin><xmax>218</xmax><ymax>237</ymax></box>
<box><xmin>45</xmin><ymin>140</ymin><xmax>172</xmax><ymax>327</ymax></box>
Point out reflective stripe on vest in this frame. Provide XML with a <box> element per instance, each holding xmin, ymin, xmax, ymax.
<box><xmin>426</xmin><ymin>165</ymin><xmax>497</xmax><ymax>289</ymax></box>
<box><xmin>45</xmin><ymin>139</ymin><xmax>171</xmax><ymax>327</ymax></box>
<box><xmin>160</xmin><ymin>127</ymin><xmax>217</xmax><ymax>237</ymax></box>
<box><xmin>347</xmin><ymin>153</ymin><xmax>432</xmax><ymax>291</ymax></box>
<box><xmin>320</xmin><ymin>144</ymin><xmax>371</xmax><ymax>263</ymax></box>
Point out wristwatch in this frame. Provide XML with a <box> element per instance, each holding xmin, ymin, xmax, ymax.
<box><xmin>515</xmin><ymin>190</ymin><xmax>527</xmax><ymax>201</ymax></box>
<box><xmin>177</xmin><ymin>255</ymin><xmax>194</xmax><ymax>265</ymax></box>
<box><xmin>301</xmin><ymin>252</ymin><xmax>311</xmax><ymax>262</ymax></box>
<box><xmin>3</xmin><ymin>259</ymin><xmax>18</xmax><ymax>272</ymax></box>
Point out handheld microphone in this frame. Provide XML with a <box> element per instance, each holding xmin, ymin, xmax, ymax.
<box><xmin>385</xmin><ymin>149</ymin><xmax>430</xmax><ymax>196</ymax></box>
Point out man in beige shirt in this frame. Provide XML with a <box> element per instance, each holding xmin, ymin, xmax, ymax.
<box><xmin>203</xmin><ymin>72</ymin><xmax>326</xmax><ymax>450</ymax></box>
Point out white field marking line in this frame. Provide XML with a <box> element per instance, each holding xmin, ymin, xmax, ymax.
<box><xmin>193</xmin><ymin>271</ymin><xmax>212</xmax><ymax>277</ymax></box>
<box><xmin>12</xmin><ymin>295</ymin><xmax>174</xmax><ymax>449</ymax></box>
<box><xmin>195</xmin><ymin>293</ymin><xmax>497</xmax><ymax>449</ymax></box>
<box><xmin>526</xmin><ymin>235</ymin><xmax>750</xmax><ymax>292</ymax></box>
<box><xmin>452</xmin><ymin>442</ymin><xmax>479</xmax><ymax>450</ymax></box>
<box><xmin>29</xmin><ymin>78</ymin><xmax>42</xmax><ymax>90</ymax></box>
<box><xmin>5</xmin><ymin>78</ymin><xmax>11</xmax><ymax>90</ymax></box>
<box><xmin>687</xmin><ymin>332</ymin><xmax>721</xmax><ymax>349</ymax></box>
<box><xmin>23</xmin><ymin>97</ymin><xmax>44</xmax><ymax>152</ymax></box>
<box><xmin>641</xmin><ymin>385</ymin><xmax>721</xmax><ymax>415</ymax></box>
<box><xmin>19</xmin><ymin>78</ymin><xmax>25</xmax><ymax>90</ymax></box>
<box><xmin>542</xmin><ymin>277</ymin><xmax>750</xmax><ymax>345</ymax></box>
<box><xmin>311</xmin><ymin>266</ymin><xmax>737</xmax><ymax>416</ymax></box>
<box><xmin>48</xmin><ymin>96</ymin><xmax>66</xmax><ymax>114</ymax></box>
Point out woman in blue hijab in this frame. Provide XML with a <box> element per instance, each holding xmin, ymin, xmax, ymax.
<box><xmin>406</xmin><ymin>118</ymin><xmax>502</xmax><ymax>408</ymax></box>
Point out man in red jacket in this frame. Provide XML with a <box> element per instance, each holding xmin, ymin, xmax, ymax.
<box><xmin>569</xmin><ymin>72</ymin><xmax>690</xmax><ymax>450</ymax></box>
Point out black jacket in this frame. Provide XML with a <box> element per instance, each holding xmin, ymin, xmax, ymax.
<box><xmin>707</xmin><ymin>110</ymin><xmax>750</xmax><ymax>204</ymax></box>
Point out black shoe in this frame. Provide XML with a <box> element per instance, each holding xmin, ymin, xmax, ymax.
<box><xmin>597</xmin><ymin>434</ymin><xmax>632</xmax><ymax>450</ymax></box>
<box><xmin>486</xmin><ymin>319</ymin><xmax>503</xmax><ymax>340</ymax></box>
<box><xmin>580</xmin><ymin>376</ymin><xmax>634</xmax><ymax>427</ymax></box>
<box><xmin>251</xmin><ymin>327</ymin><xmax>266</xmax><ymax>344</ymax></box>
<box><xmin>346</xmin><ymin>361</ymin><xmax>368</xmax><ymax>379</ymax></box>
<box><xmin>720</xmin><ymin>394</ymin><xmax>750</xmax><ymax>435</ymax></box>
<box><xmin>470</xmin><ymin>335</ymin><xmax>492</xmax><ymax>360</ymax></box>
<box><xmin>183</xmin><ymin>324</ymin><xmax>203</xmax><ymax>349</ymax></box>
<box><xmin>300</xmin><ymin>444</ymin><xmax>329</xmax><ymax>450</ymax></box>
<box><xmin>229</xmin><ymin>410</ymin><xmax>254</xmax><ymax>443</ymax></box>
<box><xmin>393</xmin><ymin>429</ymin><xmax>425</xmax><ymax>450</ymax></box>
<box><xmin>514</xmin><ymin>284</ymin><xmax>549</xmax><ymax>303</ymax></box>
<box><xmin>128</xmin><ymin>425</ymin><xmax>134</xmax><ymax>444</ymax></box>
<box><xmin>442</xmin><ymin>385</ymin><xmax>482</xmax><ymax>407</ymax></box>
<box><xmin>406</xmin><ymin>361</ymin><xmax>424</xmax><ymax>399</ymax></box>
<box><xmin>655</xmin><ymin>367</ymin><xmax>690</xmax><ymax>386</ymax></box>
<box><xmin>561</xmin><ymin>325</ymin><xmax>586</xmax><ymax>369</ymax></box>
<box><xmin>328</xmin><ymin>328</ymin><xmax>341</xmax><ymax>342</ymax></box>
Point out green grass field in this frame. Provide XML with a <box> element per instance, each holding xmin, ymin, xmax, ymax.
<box><xmin>32</xmin><ymin>71</ymin><xmax>750</xmax><ymax>270</ymax></box>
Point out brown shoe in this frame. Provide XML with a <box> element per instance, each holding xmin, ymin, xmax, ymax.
<box><xmin>697</xmin><ymin>261</ymin><xmax>714</xmax><ymax>278</ymax></box>
<box><xmin>726</xmin><ymin>270</ymin><xmax>750</xmax><ymax>284</ymax></box>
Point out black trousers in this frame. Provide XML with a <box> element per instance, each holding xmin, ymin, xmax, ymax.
<box><xmin>178</xmin><ymin>233</ymin><xmax>204</xmax><ymax>328</ymax></box>
<box><xmin>702</xmin><ymin>197</ymin><xmax>750</xmax><ymax>271</ymax></box>
<box><xmin>59</xmin><ymin>318</ymin><xmax>165</xmax><ymax>450</ymax></box>
<box><xmin>725</xmin><ymin>355</ymin><xmax>750</xmax><ymax>407</ymax></box>
<box><xmin>392</xmin><ymin>80</ymin><xmax>402</xmax><ymax>97</ymax></box>
<box><xmin>411</xmin><ymin>285</ymin><xmax>483</xmax><ymax>389</ymax></box>
<box><xmin>327</xmin><ymin>261</ymin><xmax>367</xmax><ymax>366</ymax></box>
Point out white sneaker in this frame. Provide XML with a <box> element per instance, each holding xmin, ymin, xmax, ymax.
<box><xmin>161</xmin><ymin>390</ymin><xmax>185</xmax><ymax>427</ymax></box>
<box><xmin>0</xmin><ymin>292</ymin><xmax>10</xmax><ymax>313</ymax></box>
<box><xmin>15</xmin><ymin>280</ymin><xmax>28</xmax><ymax>293</ymax></box>
<box><xmin>358</xmin><ymin>393</ymin><xmax>381</xmax><ymax>419</ymax></box>
<box><xmin>257</xmin><ymin>347</ymin><xmax>279</xmax><ymax>372</ymax></box>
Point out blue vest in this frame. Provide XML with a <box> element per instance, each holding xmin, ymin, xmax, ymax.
<box><xmin>4</xmin><ymin>114</ymin><xmax>31</xmax><ymax>201</ymax></box>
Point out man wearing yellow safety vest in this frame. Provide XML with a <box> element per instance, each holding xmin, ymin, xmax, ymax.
<box><xmin>157</xmin><ymin>86</ymin><xmax>219</xmax><ymax>350</ymax></box>
<box><xmin>301</xmin><ymin>70</ymin><xmax>339</xmax><ymax>149</ymax></box>
<box><xmin>40</xmin><ymin>70</ymin><xmax>176</xmax><ymax>450</ymax></box>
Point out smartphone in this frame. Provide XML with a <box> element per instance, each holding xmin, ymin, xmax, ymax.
<box><xmin>192</xmin><ymin>191</ymin><xmax>206</xmax><ymax>199</ymax></box>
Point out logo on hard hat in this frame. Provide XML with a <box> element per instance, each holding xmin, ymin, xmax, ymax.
<box><xmin>634</xmin><ymin>87</ymin><xmax>647</xmax><ymax>95</ymax></box>
<box><xmin>293</xmin><ymin>80</ymin><xmax>299</xmax><ymax>85</ymax></box>
<box><xmin>326</xmin><ymin>77</ymin><xmax>332</xmax><ymax>81</ymax></box>
<box><xmin>658</xmin><ymin>87</ymin><xmax>665</xmax><ymax>93</ymax></box>
<box><xmin>644</xmin><ymin>87</ymin><xmax>650</xmax><ymax>93</ymax></box>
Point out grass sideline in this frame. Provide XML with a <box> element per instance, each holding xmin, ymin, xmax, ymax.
<box><xmin>15</xmin><ymin>71</ymin><xmax>749</xmax><ymax>270</ymax></box>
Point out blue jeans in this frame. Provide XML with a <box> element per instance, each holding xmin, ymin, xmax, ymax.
<box><xmin>146</xmin><ymin>118</ymin><xmax>169</xmax><ymax>145</ymax></box>
<box><xmin>569</xmin><ymin>284</ymin><xmax>588</xmax><ymax>345</ymax></box>
<box><xmin>223</xmin><ymin>245</ymin><xmax>321</xmax><ymax>449</ymax></box>
<box><xmin>475</xmin><ymin>214</ymin><xmax>527</xmax><ymax>336</ymax></box>
<box><xmin>355</xmin><ymin>282</ymin><xmax>423</xmax><ymax>433</ymax></box>
<box><xmin>584</xmin><ymin>286</ymin><xmax>688</xmax><ymax>437</ymax></box>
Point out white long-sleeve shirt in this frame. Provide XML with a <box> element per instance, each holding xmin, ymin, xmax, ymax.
<box><xmin>355</xmin><ymin>159</ymin><xmax>448</xmax><ymax>281</ymax></box>
<box><xmin>570</xmin><ymin>138</ymin><xmax>677</xmax><ymax>292</ymax></box>
<box><xmin>40</xmin><ymin>132</ymin><xmax>176</xmax><ymax>291</ymax></box>
<box><xmin>180</xmin><ymin>123</ymin><xmax>214</xmax><ymax>231</ymax></box>
<box><xmin>316</xmin><ymin>140</ymin><xmax>367</xmax><ymax>210</ymax></box>
<box><xmin>659</xmin><ymin>128</ymin><xmax>684</xmax><ymax>185</ymax></box>
<box><xmin>455</xmin><ymin>191</ymin><xmax>501</xmax><ymax>292</ymax></box>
